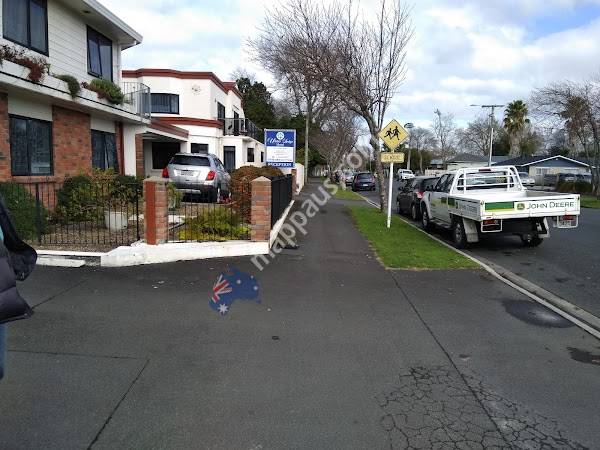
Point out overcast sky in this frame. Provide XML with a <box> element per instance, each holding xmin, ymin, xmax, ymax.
<box><xmin>102</xmin><ymin>0</ymin><xmax>600</xmax><ymax>129</ymax></box>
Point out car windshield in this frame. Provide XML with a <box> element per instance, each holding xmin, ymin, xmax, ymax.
<box><xmin>171</xmin><ymin>155</ymin><xmax>210</xmax><ymax>166</ymax></box>
<box><xmin>356</xmin><ymin>173</ymin><xmax>373</xmax><ymax>180</ymax></box>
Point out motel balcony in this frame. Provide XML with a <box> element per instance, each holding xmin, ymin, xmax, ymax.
<box><xmin>220</xmin><ymin>118</ymin><xmax>263</xmax><ymax>142</ymax></box>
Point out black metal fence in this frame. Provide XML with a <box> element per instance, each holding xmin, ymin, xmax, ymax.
<box><xmin>0</xmin><ymin>179</ymin><xmax>141</xmax><ymax>251</ymax></box>
<box><xmin>271</xmin><ymin>175</ymin><xmax>293</xmax><ymax>226</ymax></box>
<box><xmin>166</xmin><ymin>182</ymin><xmax>252</xmax><ymax>242</ymax></box>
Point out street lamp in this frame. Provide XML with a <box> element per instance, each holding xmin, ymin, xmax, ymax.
<box><xmin>404</xmin><ymin>122</ymin><xmax>414</xmax><ymax>171</ymax></box>
<box><xmin>470</xmin><ymin>104</ymin><xmax>504</xmax><ymax>166</ymax></box>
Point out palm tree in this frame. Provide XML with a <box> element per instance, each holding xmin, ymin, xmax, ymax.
<box><xmin>503</xmin><ymin>100</ymin><xmax>530</xmax><ymax>156</ymax></box>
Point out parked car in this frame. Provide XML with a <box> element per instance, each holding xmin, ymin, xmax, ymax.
<box><xmin>543</xmin><ymin>172</ymin><xmax>577</xmax><ymax>186</ymax></box>
<box><xmin>343</xmin><ymin>170</ymin><xmax>355</xmax><ymax>186</ymax></box>
<box><xmin>396</xmin><ymin>169</ymin><xmax>415</xmax><ymax>181</ymax></box>
<box><xmin>518</xmin><ymin>172</ymin><xmax>535</xmax><ymax>188</ymax></box>
<box><xmin>352</xmin><ymin>172</ymin><xmax>376</xmax><ymax>191</ymax></box>
<box><xmin>164</xmin><ymin>153</ymin><xmax>230</xmax><ymax>202</ymax></box>
<box><xmin>396</xmin><ymin>176</ymin><xmax>439</xmax><ymax>220</ymax></box>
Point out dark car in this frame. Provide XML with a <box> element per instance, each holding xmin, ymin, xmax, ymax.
<box><xmin>396</xmin><ymin>176</ymin><xmax>438</xmax><ymax>220</ymax></box>
<box><xmin>352</xmin><ymin>172</ymin><xmax>376</xmax><ymax>191</ymax></box>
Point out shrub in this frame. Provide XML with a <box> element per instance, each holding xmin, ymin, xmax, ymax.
<box><xmin>179</xmin><ymin>208</ymin><xmax>249</xmax><ymax>241</ymax></box>
<box><xmin>54</xmin><ymin>175</ymin><xmax>99</xmax><ymax>222</ymax></box>
<box><xmin>83</xmin><ymin>78</ymin><xmax>125</xmax><ymax>105</ymax></box>
<box><xmin>556</xmin><ymin>181</ymin><xmax>593</xmax><ymax>194</ymax></box>
<box><xmin>229</xmin><ymin>165</ymin><xmax>284</xmax><ymax>221</ymax></box>
<box><xmin>0</xmin><ymin>182</ymin><xmax>48</xmax><ymax>240</ymax></box>
<box><xmin>0</xmin><ymin>44</ymin><xmax>49</xmax><ymax>83</ymax></box>
<box><xmin>54</xmin><ymin>74</ymin><xmax>81</xmax><ymax>98</ymax></box>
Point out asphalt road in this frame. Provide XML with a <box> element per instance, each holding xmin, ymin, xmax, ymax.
<box><xmin>361</xmin><ymin>180</ymin><xmax>600</xmax><ymax>318</ymax></box>
<box><xmin>1</xmin><ymin>181</ymin><xmax>599</xmax><ymax>449</ymax></box>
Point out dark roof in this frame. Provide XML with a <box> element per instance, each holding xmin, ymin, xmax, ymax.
<box><xmin>493</xmin><ymin>155</ymin><xmax>590</xmax><ymax>167</ymax></box>
<box><xmin>447</xmin><ymin>153</ymin><xmax>487</xmax><ymax>163</ymax></box>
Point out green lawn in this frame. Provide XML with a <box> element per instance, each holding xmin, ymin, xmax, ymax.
<box><xmin>334</xmin><ymin>189</ymin><xmax>364</xmax><ymax>201</ymax></box>
<box><xmin>347</xmin><ymin>205</ymin><xmax>478</xmax><ymax>270</ymax></box>
<box><xmin>581</xmin><ymin>195</ymin><xmax>600</xmax><ymax>209</ymax></box>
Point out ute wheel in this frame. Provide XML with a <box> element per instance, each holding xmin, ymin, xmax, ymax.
<box><xmin>421</xmin><ymin>207</ymin><xmax>433</xmax><ymax>231</ymax></box>
<box><xmin>521</xmin><ymin>235</ymin><xmax>543</xmax><ymax>247</ymax></box>
<box><xmin>411</xmin><ymin>203</ymin><xmax>419</xmax><ymax>221</ymax></box>
<box><xmin>452</xmin><ymin>219</ymin><xmax>468</xmax><ymax>249</ymax></box>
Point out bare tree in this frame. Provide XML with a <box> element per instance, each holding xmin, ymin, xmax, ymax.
<box><xmin>457</xmin><ymin>115</ymin><xmax>501</xmax><ymax>155</ymax></box>
<box><xmin>432</xmin><ymin>109</ymin><xmax>456</xmax><ymax>162</ymax></box>
<box><xmin>249</xmin><ymin>0</ymin><xmax>338</xmax><ymax>181</ymax></box>
<box><xmin>531</xmin><ymin>77</ymin><xmax>600</xmax><ymax>195</ymax></box>
<box><xmin>409</xmin><ymin>127</ymin><xmax>437</xmax><ymax>173</ymax></box>
<box><xmin>311</xmin><ymin>109</ymin><xmax>361</xmax><ymax>171</ymax></box>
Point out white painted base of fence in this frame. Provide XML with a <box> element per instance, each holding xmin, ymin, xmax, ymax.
<box><xmin>270</xmin><ymin>201</ymin><xmax>295</xmax><ymax>247</ymax></box>
<box><xmin>37</xmin><ymin>256</ymin><xmax>87</xmax><ymax>268</ymax></box>
<box><xmin>101</xmin><ymin>240</ymin><xmax>270</xmax><ymax>267</ymax></box>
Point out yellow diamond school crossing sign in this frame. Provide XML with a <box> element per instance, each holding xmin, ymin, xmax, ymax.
<box><xmin>379</xmin><ymin>119</ymin><xmax>409</xmax><ymax>151</ymax></box>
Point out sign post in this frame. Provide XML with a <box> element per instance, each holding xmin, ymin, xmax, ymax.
<box><xmin>379</xmin><ymin>120</ymin><xmax>409</xmax><ymax>229</ymax></box>
<box><xmin>264</xmin><ymin>129</ymin><xmax>296</xmax><ymax>168</ymax></box>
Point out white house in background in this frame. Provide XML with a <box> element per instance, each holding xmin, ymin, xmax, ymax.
<box><xmin>0</xmin><ymin>0</ymin><xmax>151</xmax><ymax>182</ymax></box>
<box><xmin>122</xmin><ymin>69</ymin><xmax>266</xmax><ymax>177</ymax></box>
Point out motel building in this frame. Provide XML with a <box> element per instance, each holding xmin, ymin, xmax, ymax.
<box><xmin>122</xmin><ymin>69</ymin><xmax>266</xmax><ymax>177</ymax></box>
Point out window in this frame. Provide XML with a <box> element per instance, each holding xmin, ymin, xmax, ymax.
<box><xmin>443</xmin><ymin>175</ymin><xmax>454</xmax><ymax>193</ymax></box>
<box><xmin>87</xmin><ymin>27</ymin><xmax>113</xmax><ymax>80</ymax></box>
<box><xmin>223</xmin><ymin>146</ymin><xmax>236</xmax><ymax>172</ymax></box>
<box><xmin>9</xmin><ymin>116</ymin><xmax>52</xmax><ymax>176</ymax></box>
<box><xmin>170</xmin><ymin>155</ymin><xmax>210</xmax><ymax>166</ymax></box>
<box><xmin>3</xmin><ymin>0</ymin><xmax>48</xmax><ymax>54</ymax></box>
<box><xmin>151</xmin><ymin>94</ymin><xmax>179</xmax><ymax>114</ymax></box>
<box><xmin>191</xmin><ymin>143</ymin><xmax>209</xmax><ymax>154</ymax></box>
<box><xmin>91</xmin><ymin>130</ymin><xmax>118</xmax><ymax>171</ymax></box>
<box><xmin>260</xmin><ymin>151</ymin><xmax>264</xmax><ymax>163</ymax></box>
<box><xmin>247</xmin><ymin>147</ymin><xmax>254</xmax><ymax>162</ymax></box>
<box><xmin>435</xmin><ymin>175</ymin><xmax>448</xmax><ymax>192</ymax></box>
<box><xmin>217</xmin><ymin>103</ymin><xmax>226</xmax><ymax>120</ymax></box>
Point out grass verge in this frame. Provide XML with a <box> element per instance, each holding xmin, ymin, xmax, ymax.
<box><xmin>335</xmin><ymin>189</ymin><xmax>364</xmax><ymax>201</ymax></box>
<box><xmin>347</xmin><ymin>205</ymin><xmax>478</xmax><ymax>269</ymax></box>
<box><xmin>581</xmin><ymin>195</ymin><xmax>600</xmax><ymax>209</ymax></box>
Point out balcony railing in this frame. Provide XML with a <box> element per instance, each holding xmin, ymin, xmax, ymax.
<box><xmin>122</xmin><ymin>82</ymin><xmax>151</xmax><ymax>121</ymax></box>
<box><xmin>220</xmin><ymin>118</ymin><xmax>263</xmax><ymax>142</ymax></box>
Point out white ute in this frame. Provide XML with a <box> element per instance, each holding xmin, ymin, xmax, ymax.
<box><xmin>420</xmin><ymin>166</ymin><xmax>580</xmax><ymax>248</ymax></box>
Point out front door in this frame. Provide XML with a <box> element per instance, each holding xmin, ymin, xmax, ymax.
<box><xmin>223</xmin><ymin>146</ymin><xmax>236</xmax><ymax>173</ymax></box>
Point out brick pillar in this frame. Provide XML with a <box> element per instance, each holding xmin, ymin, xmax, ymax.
<box><xmin>291</xmin><ymin>168</ymin><xmax>297</xmax><ymax>198</ymax></box>
<box><xmin>115</xmin><ymin>121</ymin><xmax>124</xmax><ymax>175</ymax></box>
<box><xmin>135</xmin><ymin>133</ymin><xmax>144</xmax><ymax>178</ymax></box>
<box><xmin>52</xmin><ymin>106</ymin><xmax>92</xmax><ymax>178</ymax></box>
<box><xmin>144</xmin><ymin>177</ymin><xmax>168</xmax><ymax>245</ymax></box>
<box><xmin>0</xmin><ymin>93</ymin><xmax>10</xmax><ymax>181</ymax></box>
<box><xmin>251</xmin><ymin>176</ymin><xmax>271</xmax><ymax>242</ymax></box>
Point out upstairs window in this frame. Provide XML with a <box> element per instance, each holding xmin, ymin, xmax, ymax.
<box><xmin>91</xmin><ymin>130</ymin><xmax>118</xmax><ymax>171</ymax></box>
<box><xmin>151</xmin><ymin>94</ymin><xmax>179</xmax><ymax>114</ymax></box>
<box><xmin>3</xmin><ymin>0</ymin><xmax>48</xmax><ymax>54</ymax></box>
<box><xmin>217</xmin><ymin>102</ymin><xmax>225</xmax><ymax>119</ymax></box>
<box><xmin>87</xmin><ymin>27</ymin><xmax>113</xmax><ymax>80</ymax></box>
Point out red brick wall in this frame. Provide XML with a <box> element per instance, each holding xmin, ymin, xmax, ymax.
<box><xmin>144</xmin><ymin>178</ymin><xmax>168</xmax><ymax>245</ymax></box>
<box><xmin>115</xmin><ymin>122</ymin><xmax>124</xmax><ymax>175</ymax></box>
<box><xmin>52</xmin><ymin>106</ymin><xmax>92</xmax><ymax>178</ymax></box>
<box><xmin>251</xmin><ymin>176</ymin><xmax>271</xmax><ymax>242</ymax></box>
<box><xmin>0</xmin><ymin>93</ymin><xmax>10</xmax><ymax>180</ymax></box>
<box><xmin>135</xmin><ymin>133</ymin><xmax>144</xmax><ymax>177</ymax></box>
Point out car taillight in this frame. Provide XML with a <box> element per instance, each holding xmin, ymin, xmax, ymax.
<box><xmin>483</xmin><ymin>219</ymin><xmax>499</xmax><ymax>225</ymax></box>
<box><xmin>162</xmin><ymin>167</ymin><xmax>169</xmax><ymax>178</ymax></box>
<box><xmin>562</xmin><ymin>215</ymin><xmax>575</xmax><ymax>220</ymax></box>
<box><xmin>206</xmin><ymin>170</ymin><xmax>216</xmax><ymax>181</ymax></box>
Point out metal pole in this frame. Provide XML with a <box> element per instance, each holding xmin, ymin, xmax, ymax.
<box><xmin>488</xmin><ymin>108</ymin><xmax>495</xmax><ymax>167</ymax></box>
<box><xmin>387</xmin><ymin>161</ymin><xmax>394</xmax><ymax>228</ymax></box>
<box><xmin>304</xmin><ymin>106</ymin><xmax>310</xmax><ymax>183</ymax></box>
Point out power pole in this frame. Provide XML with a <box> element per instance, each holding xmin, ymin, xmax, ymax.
<box><xmin>404</xmin><ymin>122</ymin><xmax>414</xmax><ymax>170</ymax></box>
<box><xmin>471</xmin><ymin>104</ymin><xmax>504</xmax><ymax>166</ymax></box>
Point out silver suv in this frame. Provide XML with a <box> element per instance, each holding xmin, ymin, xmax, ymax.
<box><xmin>165</xmin><ymin>153</ymin><xmax>231</xmax><ymax>202</ymax></box>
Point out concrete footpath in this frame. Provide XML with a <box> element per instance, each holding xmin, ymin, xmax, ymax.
<box><xmin>0</xmin><ymin>180</ymin><xmax>599</xmax><ymax>449</ymax></box>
